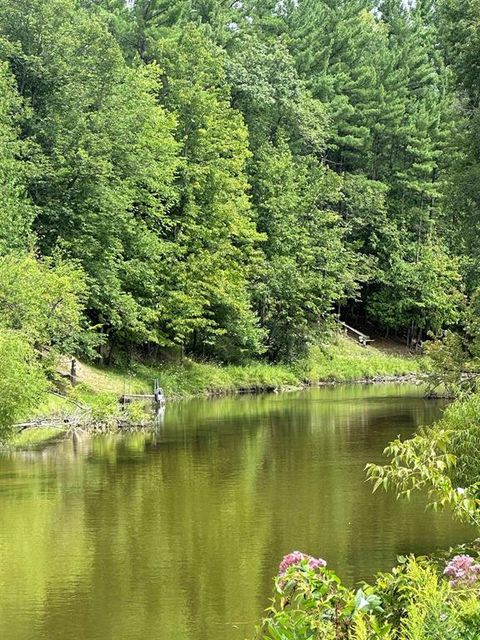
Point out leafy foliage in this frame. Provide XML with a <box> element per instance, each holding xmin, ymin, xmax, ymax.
<box><xmin>0</xmin><ymin>0</ymin><xmax>471</xmax><ymax>367</ymax></box>
<box><xmin>150</xmin><ymin>25</ymin><xmax>265</xmax><ymax>360</ymax></box>
<box><xmin>0</xmin><ymin>62</ymin><xmax>33</xmax><ymax>254</ymax></box>
<box><xmin>0</xmin><ymin>254</ymin><xmax>86</xmax><ymax>353</ymax></box>
<box><xmin>255</xmin><ymin>553</ymin><xmax>480</xmax><ymax>639</ymax></box>
<box><xmin>0</xmin><ymin>0</ymin><xmax>180</xmax><ymax>349</ymax></box>
<box><xmin>0</xmin><ymin>0</ymin><xmax>478</xmax><ymax>427</ymax></box>
<box><xmin>0</xmin><ymin>254</ymin><xmax>87</xmax><ymax>436</ymax></box>
<box><xmin>0</xmin><ymin>330</ymin><xmax>48</xmax><ymax>438</ymax></box>
<box><xmin>366</xmin><ymin>388</ymin><xmax>480</xmax><ymax>528</ymax></box>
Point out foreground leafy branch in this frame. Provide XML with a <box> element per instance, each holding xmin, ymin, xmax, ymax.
<box><xmin>366</xmin><ymin>390</ymin><xmax>480</xmax><ymax>528</ymax></box>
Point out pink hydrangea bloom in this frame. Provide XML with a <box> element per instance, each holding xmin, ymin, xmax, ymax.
<box><xmin>444</xmin><ymin>555</ymin><xmax>480</xmax><ymax>587</ymax></box>
<box><xmin>278</xmin><ymin>551</ymin><xmax>327</xmax><ymax>576</ymax></box>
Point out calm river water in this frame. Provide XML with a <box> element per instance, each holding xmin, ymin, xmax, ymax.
<box><xmin>0</xmin><ymin>385</ymin><xmax>473</xmax><ymax>640</ymax></box>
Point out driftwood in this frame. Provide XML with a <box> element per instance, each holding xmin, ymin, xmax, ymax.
<box><xmin>15</xmin><ymin>416</ymin><xmax>82</xmax><ymax>432</ymax></box>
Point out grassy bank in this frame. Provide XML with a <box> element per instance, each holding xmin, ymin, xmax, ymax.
<box><xmin>9</xmin><ymin>336</ymin><xmax>420</xmax><ymax>444</ymax></box>
<box><xmin>56</xmin><ymin>335</ymin><xmax>419</xmax><ymax>407</ymax></box>
<box><xmin>69</xmin><ymin>335</ymin><xmax>418</xmax><ymax>401</ymax></box>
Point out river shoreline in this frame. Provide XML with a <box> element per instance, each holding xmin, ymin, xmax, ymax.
<box><xmin>6</xmin><ymin>374</ymin><xmax>428</xmax><ymax>451</ymax></box>
<box><xmin>6</xmin><ymin>337</ymin><xmax>423</xmax><ymax>449</ymax></box>
<box><xmin>200</xmin><ymin>372</ymin><xmax>422</xmax><ymax>396</ymax></box>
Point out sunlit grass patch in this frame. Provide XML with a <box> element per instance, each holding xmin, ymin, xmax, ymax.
<box><xmin>294</xmin><ymin>336</ymin><xmax>420</xmax><ymax>383</ymax></box>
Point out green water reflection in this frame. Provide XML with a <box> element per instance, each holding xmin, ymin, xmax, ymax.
<box><xmin>0</xmin><ymin>385</ymin><xmax>473</xmax><ymax>640</ymax></box>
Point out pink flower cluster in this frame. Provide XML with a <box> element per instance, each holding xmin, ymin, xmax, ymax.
<box><xmin>444</xmin><ymin>554</ymin><xmax>480</xmax><ymax>587</ymax></box>
<box><xmin>278</xmin><ymin>551</ymin><xmax>327</xmax><ymax>576</ymax></box>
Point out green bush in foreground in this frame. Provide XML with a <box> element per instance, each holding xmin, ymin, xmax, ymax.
<box><xmin>0</xmin><ymin>253</ymin><xmax>89</xmax><ymax>439</ymax></box>
<box><xmin>255</xmin><ymin>552</ymin><xmax>480</xmax><ymax>639</ymax></box>
<box><xmin>0</xmin><ymin>330</ymin><xmax>48</xmax><ymax>439</ymax></box>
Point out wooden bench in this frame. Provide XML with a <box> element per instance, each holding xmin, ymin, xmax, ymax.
<box><xmin>338</xmin><ymin>321</ymin><xmax>374</xmax><ymax>347</ymax></box>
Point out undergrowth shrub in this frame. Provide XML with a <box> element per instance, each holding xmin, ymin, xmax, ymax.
<box><xmin>255</xmin><ymin>551</ymin><xmax>480</xmax><ymax>639</ymax></box>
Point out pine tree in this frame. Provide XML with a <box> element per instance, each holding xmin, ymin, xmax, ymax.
<box><xmin>437</xmin><ymin>0</ymin><xmax>480</xmax><ymax>294</ymax></box>
<box><xmin>291</xmin><ymin>0</ymin><xmax>383</xmax><ymax>172</ymax></box>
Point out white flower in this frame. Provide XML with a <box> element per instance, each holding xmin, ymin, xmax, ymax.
<box><xmin>456</xmin><ymin>487</ymin><xmax>466</xmax><ymax>495</ymax></box>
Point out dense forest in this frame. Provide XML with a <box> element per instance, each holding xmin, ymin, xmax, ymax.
<box><xmin>0</xmin><ymin>0</ymin><xmax>480</xmax><ymax>419</ymax></box>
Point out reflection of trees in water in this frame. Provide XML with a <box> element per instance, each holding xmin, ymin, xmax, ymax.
<box><xmin>0</xmin><ymin>387</ymin><xmax>468</xmax><ymax>640</ymax></box>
